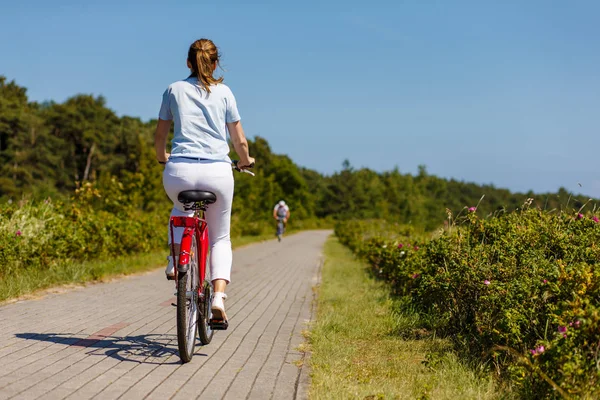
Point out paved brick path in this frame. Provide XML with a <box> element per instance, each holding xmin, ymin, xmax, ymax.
<box><xmin>0</xmin><ymin>230</ymin><xmax>330</xmax><ymax>400</ymax></box>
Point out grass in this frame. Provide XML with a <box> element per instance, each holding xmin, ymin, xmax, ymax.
<box><xmin>0</xmin><ymin>233</ymin><xmax>276</xmax><ymax>304</ymax></box>
<box><xmin>309</xmin><ymin>237</ymin><xmax>506</xmax><ymax>400</ymax></box>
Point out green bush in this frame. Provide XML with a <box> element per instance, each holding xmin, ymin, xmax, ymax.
<box><xmin>0</xmin><ymin>182</ymin><xmax>168</xmax><ymax>281</ymax></box>
<box><xmin>336</xmin><ymin>210</ymin><xmax>600</xmax><ymax>399</ymax></box>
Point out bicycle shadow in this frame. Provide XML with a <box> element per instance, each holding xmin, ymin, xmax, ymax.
<box><xmin>14</xmin><ymin>332</ymin><xmax>208</xmax><ymax>365</ymax></box>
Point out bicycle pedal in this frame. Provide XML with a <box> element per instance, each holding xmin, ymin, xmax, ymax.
<box><xmin>210</xmin><ymin>319</ymin><xmax>229</xmax><ymax>330</ymax></box>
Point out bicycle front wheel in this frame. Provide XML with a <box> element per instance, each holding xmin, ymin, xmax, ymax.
<box><xmin>176</xmin><ymin>236</ymin><xmax>199</xmax><ymax>363</ymax></box>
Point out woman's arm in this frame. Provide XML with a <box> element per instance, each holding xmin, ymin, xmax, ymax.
<box><xmin>154</xmin><ymin>119</ymin><xmax>171</xmax><ymax>163</ymax></box>
<box><xmin>227</xmin><ymin>121</ymin><xmax>255</xmax><ymax>168</ymax></box>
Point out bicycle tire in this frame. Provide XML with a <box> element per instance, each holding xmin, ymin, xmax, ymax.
<box><xmin>198</xmin><ymin>281</ymin><xmax>214</xmax><ymax>344</ymax></box>
<box><xmin>176</xmin><ymin>236</ymin><xmax>199</xmax><ymax>363</ymax></box>
<box><xmin>198</xmin><ymin>256</ymin><xmax>214</xmax><ymax>344</ymax></box>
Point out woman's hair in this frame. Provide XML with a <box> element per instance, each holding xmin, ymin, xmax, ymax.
<box><xmin>187</xmin><ymin>39</ymin><xmax>223</xmax><ymax>93</ymax></box>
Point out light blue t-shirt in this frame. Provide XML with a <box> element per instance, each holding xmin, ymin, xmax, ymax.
<box><xmin>158</xmin><ymin>77</ymin><xmax>241</xmax><ymax>161</ymax></box>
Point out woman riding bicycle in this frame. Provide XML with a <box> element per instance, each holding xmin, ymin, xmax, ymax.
<box><xmin>154</xmin><ymin>38</ymin><xmax>254</xmax><ymax>328</ymax></box>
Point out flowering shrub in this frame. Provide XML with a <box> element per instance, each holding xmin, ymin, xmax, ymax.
<box><xmin>336</xmin><ymin>209</ymin><xmax>600</xmax><ymax>398</ymax></box>
<box><xmin>0</xmin><ymin>193</ymin><xmax>168</xmax><ymax>281</ymax></box>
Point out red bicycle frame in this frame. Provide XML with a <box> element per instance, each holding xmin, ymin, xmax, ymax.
<box><xmin>169</xmin><ymin>215</ymin><xmax>209</xmax><ymax>295</ymax></box>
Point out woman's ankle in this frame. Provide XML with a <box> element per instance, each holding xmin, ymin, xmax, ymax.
<box><xmin>212</xmin><ymin>279</ymin><xmax>228</xmax><ymax>293</ymax></box>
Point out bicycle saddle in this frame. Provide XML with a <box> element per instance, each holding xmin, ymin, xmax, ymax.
<box><xmin>178</xmin><ymin>190</ymin><xmax>217</xmax><ymax>204</ymax></box>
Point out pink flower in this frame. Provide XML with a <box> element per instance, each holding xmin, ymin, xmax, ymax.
<box><xmin>576</xmin><ymin>213</ymin><xmax>584</xmax><ymax>220</ymax></box>
<box><xmin>468</xmin><ymin>207</ymin><xmax>477</xmax><ymax>212</ymax></box>
<box><xmin>575</xmin><ymin>320</ymin><xmax>581</xmax><ymax>328</ymax></box>
<box><xmin>530</xmin><ymin>345</ymin><xmax>546</xmax><ymax>355</ymax></box>
<box><xmin>484</xmin><ymin>280</ymin><xmax>491</xmax><ymax>285</ymax></box>
<box><xmin>412</xmin><ymin>273</ymin><xmax>420</xmax><ymax>279</ymax></box>
<box><xmin>414</xmin><ymin>246</ymin><xmax>419</xmax><ymax>251</ymax></box>
<box><xmin>543</xmin><ymin>279</ymin><xmax>548</xmax><ymax>284</ymax></box>
<box><xmin>397</xmin><ymin>243</ymin><xmax>403</xmax><ymax>249</ymax></box>
<box><xmin>558</xmin><ymin>326</ymin><xmax>567</xmax><ymax>333</ymax></box>
<box><xmin>536</xmin><ymin>345</ymin><xmax>545</xmax><ymax>354</ymax></box>
<box><xmin>593</xmin><ymin>216</ymin><xmax>599</xmax><ymax>223</ymax></box>
<box><xmin>15</xmin><ymin>230</ymin><xmax>22</xmax><ymax>237</ymax></box>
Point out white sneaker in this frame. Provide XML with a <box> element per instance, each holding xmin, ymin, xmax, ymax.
<box><xmin>211</xmin><ymin>292</ymin><xmax>228</xmax><ymax>321</ymax></box>
<box><xmin>165</xmin><ymin>256</ymin><xmax>177</xmax><ymax>279</ymax></box>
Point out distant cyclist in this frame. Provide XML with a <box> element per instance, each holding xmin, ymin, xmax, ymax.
<box><xmin>154</xmin><ymin>38</ymin><xmax>254</xmax><ymax>327</ymax></box>
<box><xmin>273</xmin><ymin>201</ymin><xmax>290</xmax><ymax>240</ymax></box>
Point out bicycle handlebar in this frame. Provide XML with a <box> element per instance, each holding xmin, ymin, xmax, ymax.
<box><xmin>232</xmin><ymin>160</ymin><xmax>255</xmax><ymax>176</ymax></box>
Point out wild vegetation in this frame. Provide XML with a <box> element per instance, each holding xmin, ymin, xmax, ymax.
<box><xmin>336</xmin><ymin>202</ymin><xmax>600</xmax><ymax>399</ymax></box>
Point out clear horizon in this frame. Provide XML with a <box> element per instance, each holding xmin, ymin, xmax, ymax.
<box><xmin>2</xmin><ymin>0</ymin><xmax>599</xmax><ymax>198</ymax></box>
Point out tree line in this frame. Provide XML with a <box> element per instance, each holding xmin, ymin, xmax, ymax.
<box><xmin>1</xmin><ymin>75</ymin><xmax>595</xmax><ymax>231</ymax></box>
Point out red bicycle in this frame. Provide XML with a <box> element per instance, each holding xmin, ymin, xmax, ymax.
<box><xmin>169</xmin><ymin>161</ymin><xmax>254</xmax><ymax>363</ymax></box>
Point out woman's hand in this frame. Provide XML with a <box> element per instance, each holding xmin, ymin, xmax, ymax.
<box><xmin>158</xmin><ymin>152</ymin><xmax>170</xmax><ymax>164</ymax></box>
<box><xmin>238</xmin><ymin>156</ymin><xmax>255</xmax><ymax>169</ymax></box>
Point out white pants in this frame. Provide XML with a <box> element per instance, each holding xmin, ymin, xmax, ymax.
<box><xmin>163</xmin><ymin>158</ymin><xmax>234</xmax><ymax>282</ymax></box>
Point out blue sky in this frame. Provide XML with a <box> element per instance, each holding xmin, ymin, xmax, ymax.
<box><xmin>2</xmin><ymin>0</ymin><xmax>599</xmax><ymax>198</ymax></box>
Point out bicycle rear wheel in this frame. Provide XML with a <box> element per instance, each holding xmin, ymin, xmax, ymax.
<box><xmin>176</xmin><ymin>235</ymin><xmax>199</xmax><ymax>363</ymax></box>
<box><xmin>198</xmin><ymin>260</ymin><xmax>214</xmax><ymax>344</ymax></box>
